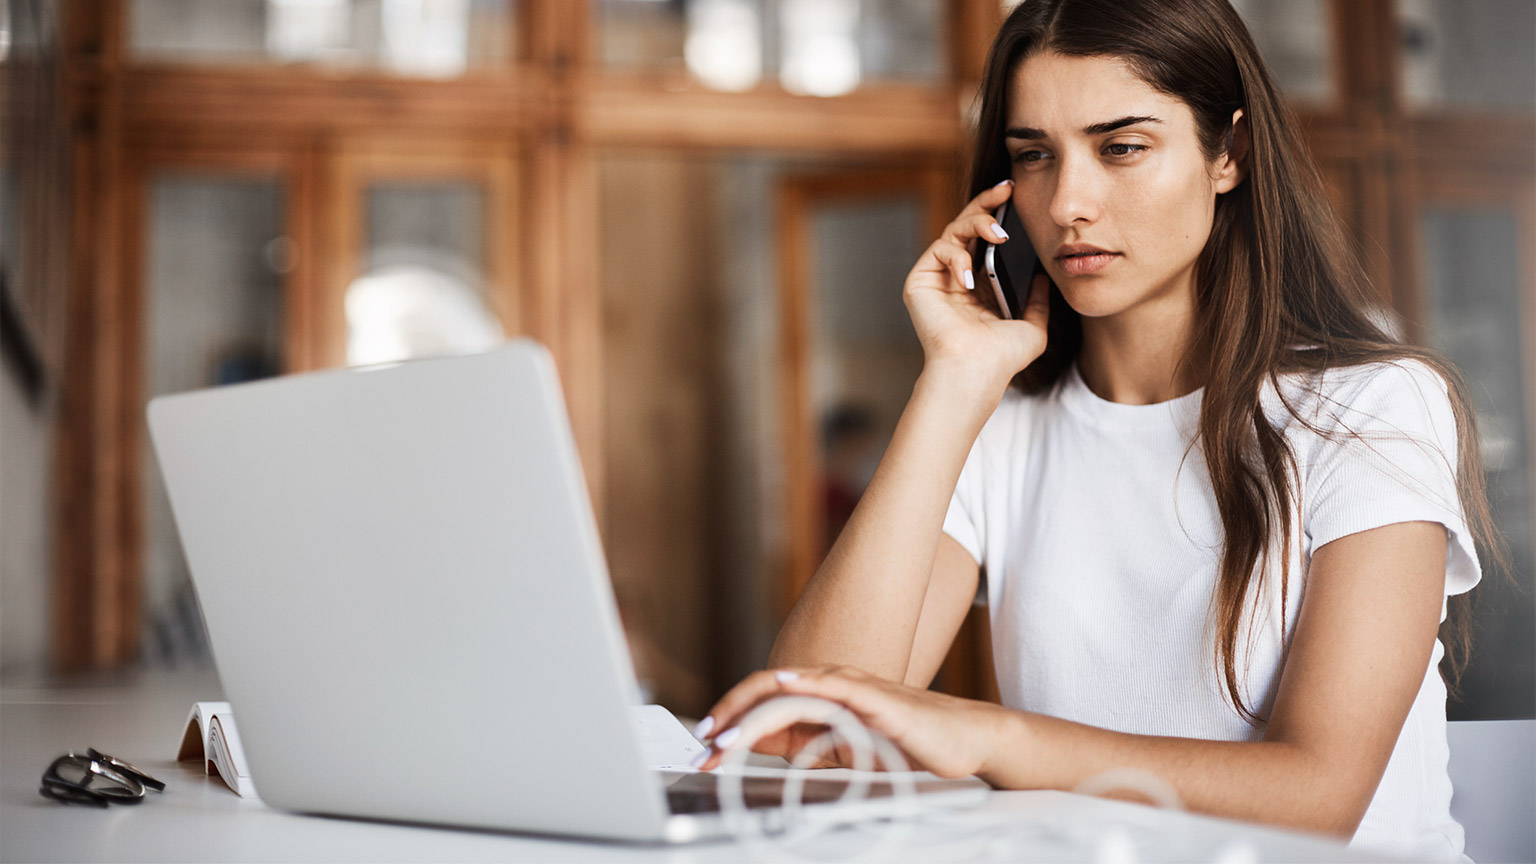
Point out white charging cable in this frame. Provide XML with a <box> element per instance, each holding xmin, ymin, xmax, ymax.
<box><xmin>712</xmin><ymin>697</ymin><xmax>1260</xmax><ymax>864</ymax></box>
<box><xmin>715</xmin><ymin>695</ymin><xmax>919</xmax><ymax>863</ymax></box>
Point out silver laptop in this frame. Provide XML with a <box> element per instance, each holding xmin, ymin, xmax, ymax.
<box><xmin>148</xmin><ymin>340</ymin><xmax>986</xmax><ymax>843</ymax></box>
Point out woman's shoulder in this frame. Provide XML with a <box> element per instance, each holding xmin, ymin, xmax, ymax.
<box><xmin>1266</xmin><ymin>353</ymin><xmax>1449</xmax><ymax>414</ymax></box>
<box><xmin>1270</xmin><ymin>356</ymin><xmax>1476</xmax><ymax>585</ymax></box>
<box><xmin>1265</xmin><ymin>355</ymin><xmax>1456</xmax><ymax>446</ymax></box>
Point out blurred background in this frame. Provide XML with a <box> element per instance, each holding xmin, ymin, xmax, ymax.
<box><xmin>0</xmin><ymin>0</ymin><xmax>1531</xmax><ymax>723</ymax></box>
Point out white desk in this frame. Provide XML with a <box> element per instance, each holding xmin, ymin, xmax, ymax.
<box><xmin>0</xmin><ymin>669</ymin><xmax>1400</xmax><ymax>863</ymax></box>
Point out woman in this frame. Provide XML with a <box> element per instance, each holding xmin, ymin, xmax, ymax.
<box><xmin>694</xmin><ymin>0</ymin><xmax>1497</xmax><ymax>860</ymax></box>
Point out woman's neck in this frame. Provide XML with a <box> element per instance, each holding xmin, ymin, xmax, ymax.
<box><xmin>1076</xmin><ymin>290</ymin><xmax>1205</xmax><ymax>405</ymax></box>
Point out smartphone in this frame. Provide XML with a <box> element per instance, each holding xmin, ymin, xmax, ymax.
<box><xmin>982</xmin><ymin>200</ymin><xmax>1037</xmax><ymax>320</ymax></box>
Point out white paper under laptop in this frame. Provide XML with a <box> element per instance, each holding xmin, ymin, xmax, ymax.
<box><xmin>147</xmin><ymin>341</ymin><xmax>986</xmax><ymax>843</ymax></box>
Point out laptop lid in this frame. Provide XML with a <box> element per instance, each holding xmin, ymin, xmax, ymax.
<box><xmin>148</xmin><ymin>341</ymin><xmax>672</xmax><ymax>841</ymax></box>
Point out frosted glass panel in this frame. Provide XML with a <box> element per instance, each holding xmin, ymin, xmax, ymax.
<box><xmin>857</xmin><ymin>0</ymin><xmax>946</xmax><ymax>85</ymax></box>
<box><xmin>1420</xmin><ymin>206</ymin><xmax>1535</xmax><ymax>719</ymax></box>
<box><xmin>594</xmin><ymin>153</ymin><xmax>938</xmax><ymax>711</ymax></box>
<box><xmin>145</xmin><ymin>179</ymin><xmax>285</xmax><ymax>409</ymax></box>
<box><xmin>348</xmin><ymin>181</ymin><xmax>503</xmax><ymax>365</ymax></box>
<box><xmin>143</xmin><ymin>176</ymin><xmax>286</xmax><ymax>664</ymax></box>
<box><xmin>994</xmin><ymin>0</ymin><xmax>1335</xmax><ymax>104</ymax></box>
<box><xmin>1228</xmin><ymin>0</ymin><xmax>1334</xmax><ymax>105</ymax></box>
<box><xmin>128</xmin><ymin>0</ymin><xmax>516</xmax><ymax>75</ymax></box>
<box><xmin>809</xmin><ymin>195</ymin><xmax>924</xmax><ymax>552</ymax></box>
<box><xmin>596</xmin><ymin>0</ymin><xmax>946</xmax><ymax>93</ymax></box>
<box><xmin>366</xmin><ymin>181</ymin><xmax>484</xmax><ymax>275</ymax></box>
<box><xmin>1398</xmin><ymin>0</ymin><xmax>1536</xmax><ymax>110</ymax></box>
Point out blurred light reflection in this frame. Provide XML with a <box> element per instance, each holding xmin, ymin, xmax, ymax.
<box><xmin>264</xmin><ymin>0</ymin><xmax>473</xmax><ymax>75</ymax></box>
<box><xmin>779</xmin><ymin>0</ymin><xmax>861</xmax><ymax>97</ymax></box>
<box><xmin>346</xmin><ymin>265</ymin><xmax>504</xmax><ymax>366</ymax></box>
<box><xmin>382</xmin><ymin>0</ymin><xmax>471</xmax><ymax>77</ymax></box>
<box><xmin>266</xmin><ymin>0</ymin><xmax>349</xmax><ymax>62</ymax></box>
<box><xmin>685</xmin><ymin>0</ymin><xmax>763</xmax><ymax>92</ymax></box>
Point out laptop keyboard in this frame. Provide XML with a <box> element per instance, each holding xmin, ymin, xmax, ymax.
<box><xmin>663</xmin><ymin>772</ymin><xmax>882</xmax><ymax>815</ymax></box>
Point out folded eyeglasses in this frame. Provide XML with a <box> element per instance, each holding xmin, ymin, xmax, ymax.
<box><xmin>39</xmin><ymin>749</ymin><xmax>166</xmax><ymax>807</ymax></box>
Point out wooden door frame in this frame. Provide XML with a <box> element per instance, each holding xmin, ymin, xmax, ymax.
<box><xmin>55</xmin><ymin>144</ymin><xmax>304</xmax><ymax>669</ymax></box>
<box><xmin>102</xmin><ymin>138</ymin><xmax>530</xmax><ymax>666</ymax></box>
<box><xmin>1400</xmin><ymin>169</ymin><xmax>1536</xmax><ymax>551</ymax></box>
<box><xmin>773</xmin><ymin>163</ymin><xmax>998</xmax><ymax>700</ymax></box>
<box><xmin>319</xmin><ymin>137</ymin><xmax>524</xmax><ymax>370</ymax></box>
<box><xmin>775</xmin><ymin>166</ymin><xmax>952</xmax><ymax>617</ymax></box>
<box><xmin>60</xmin><ymin>0</ymin><xmax>1533</xmax><ymax>682</ymax></box>
<box><xmin>780</xmin><ymin>162</ymin><xmax>1007</xmax><ymax>701</ymax></box>
<box><xmin>53</xmin><ymin>0</ymin><xmax>980</xmax><ymax>670</ymax></box>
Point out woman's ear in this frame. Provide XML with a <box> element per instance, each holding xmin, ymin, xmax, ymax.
<box><xmin>1213</xmin><ymin>108</ymin><xmax>1249</xmax><ymax>194</ymax></box>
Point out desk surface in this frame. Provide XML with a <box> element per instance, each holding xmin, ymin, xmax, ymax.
<box><xmin>0</xmin><ymin>669</ymin><xmax>1398</xmax><ymax>863</ymax></box>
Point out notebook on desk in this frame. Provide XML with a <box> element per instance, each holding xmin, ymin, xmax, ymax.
<box><xmin>147</xmin><ymin>341</ymin><xmax>986</xmax><ymax>843</ymax></box>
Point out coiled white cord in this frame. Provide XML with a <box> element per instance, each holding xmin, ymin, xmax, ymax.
<box><xmin>712</xmin><ymin>695</ymin><xmax>1261</xmax><ymax>864</ymax></box>
<box><xmin>716</xmin><ymin>696</ymin><xmax>918</xmax><ymax>862</ymax></box>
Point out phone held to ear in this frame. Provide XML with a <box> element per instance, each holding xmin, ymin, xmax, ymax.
<box><xmin>982</xmin><ymin>200</ymin><xmax>1038</xmax><ymax>320</ymax></box>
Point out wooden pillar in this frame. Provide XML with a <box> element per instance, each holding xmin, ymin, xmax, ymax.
<box><xmin>954</xmin><ymin>0</ymin><xmax>1006</xmax><ymax>86</ymax></box>
<box><xmin>1334</xmin><ymin>0</ymin><xmax>1402</xmax><ymax>312</ymax></box>
<box><xmin>283</xmin><ymin>145</ymin><xmax>322</xmax><ymax>373</ymax></box>
<box><xmin>55</xmin><ymin>0</ymin><xmax>138</xmax><ymax>670</ymax></box>
<box><xmin>524</xmin><ymin>132</ymin><xmax>604</xmax><ymax>527</ymax></box>
<box><xmin>524</xmin><ymin>0</ymin><xmax>603</xmax><ymax>523</ymax></box>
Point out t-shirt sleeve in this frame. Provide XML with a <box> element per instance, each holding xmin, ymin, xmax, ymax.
<box><xmin>942</xmin><ymin>430</ymin><xmax>988</xmax><ymax>566</ymax></box>
<box><xmin>1302</xmin><ymin>361</ymin><xmax>1481</xmax><ymax>599</ymax></box>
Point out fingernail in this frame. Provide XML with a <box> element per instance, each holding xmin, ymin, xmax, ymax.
<box><xmin>775</xmin><ymin>670</ymin><xmax>800</xmax><ymax>683</ymax></box>
<box><xmin>689</xmin><ymin>748</ymin><xmax>711</xmax><ymax>768</ymax></box>
<box><xmin>693</xmin><ymin>716</ymin><xmax>715</xmax><ymax>740</ymax></box>
<box><xmin>963</xmin><ymin>270</ymin><xmax>975</xmax><ymax>291</ymax></box>
<box><xmin>993</xmin><ymin>179</ymin><xmax>1012</xmax><ymax>188</ymax></box>
<box><xmin>714</xmin><ymin>727</ymin><xmax>742</xmax><ymax>750</ymax></box>
<box><xmin>990</xmin><ymin>223</ymin><xmax>1009</xmax><ymax>241</ymax></box>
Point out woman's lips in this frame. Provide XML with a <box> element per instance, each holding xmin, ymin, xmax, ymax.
<box><xmin>1057</xmin><ymin>252</ymin><xmax>1119</xmax><ymax>276</ymax></box>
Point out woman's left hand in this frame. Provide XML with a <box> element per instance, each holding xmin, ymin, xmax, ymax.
<box><xmin>694</xmin><ymin>666</ymin><xmax>1013</xmax><ymax>780</ymax></box>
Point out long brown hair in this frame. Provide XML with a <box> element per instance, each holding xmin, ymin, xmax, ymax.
<box><xmin>968</xmin><ymin>0</ymin><xmax>1504</xmax><ymax>722</ymax></box>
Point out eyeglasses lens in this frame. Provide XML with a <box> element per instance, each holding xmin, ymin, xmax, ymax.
<box><xmin>40</xmin><ymin>754</ymin><xmax>150</xmax><ymax>805</ymax></box>
<box><xmin>87</xmin><ymin>749</ymin><xmax>165</xmax><ymax>792</ymax></box>
<box><xmin>50</xmin><ymin>758</ymin><xmax>91</xmax><ymax>786</ymax></box>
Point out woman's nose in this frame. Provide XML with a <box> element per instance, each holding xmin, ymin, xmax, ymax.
<box><xmin>1047</xmin><ymin>158</ymin><xmax>1102</xmax><ymax>227</ymax></box>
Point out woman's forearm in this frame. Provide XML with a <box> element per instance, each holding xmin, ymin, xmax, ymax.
<box><xmin>979</xmin><ymin>710</ymin><xmax>1373</xmax><ymax>839</ymax></box>
<box><xmin>769</xmin><ymin>365</ymin><xmax>1004</xmax><ymax>681</ymax></box>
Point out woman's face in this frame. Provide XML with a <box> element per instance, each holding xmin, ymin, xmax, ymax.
<box><xmin>1005</xmin><ymin>51</ymin><xmax>1243</xmax><ymax>323</ymax></box>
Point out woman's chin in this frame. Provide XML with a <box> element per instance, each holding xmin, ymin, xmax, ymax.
<box><xmin>1056</xmin><ymin>275</ymin><xmax>1188</xmax><ymax>322</ymax></box>
<box><xmin>1056</xmin><ymin>284</ymin><xmax>1133</xmax><ymax>320</ymax></box>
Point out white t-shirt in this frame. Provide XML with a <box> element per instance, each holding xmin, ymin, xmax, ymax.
<box><xmin>942</xmin><ymin>358</ymin><xmax>1481</xmax><ymax>862</ymax></box>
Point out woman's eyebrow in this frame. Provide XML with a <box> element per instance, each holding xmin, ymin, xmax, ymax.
<box><xmin>1005</xmin><ymin>115</ymin><xmax>1164</xmax><ymax>140</ymax></box>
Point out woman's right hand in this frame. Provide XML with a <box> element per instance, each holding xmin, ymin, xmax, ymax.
<box><xmin>904</xmin><ymin>180</ymin><xmax>1051</xmax><ymax>391</ymax></box>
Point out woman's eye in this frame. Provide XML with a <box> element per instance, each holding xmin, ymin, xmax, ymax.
<box><xmin>1013</xmin><ymin>149</ymin><xmax>1049</xmax><ymax>165</ymax></box>
<box><xmin>1105</xmin><ymin>143</ymin><xmax>1148</xmax><ymax>158</ymax></box>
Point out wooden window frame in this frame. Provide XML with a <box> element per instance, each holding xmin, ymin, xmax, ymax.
<box><xmin>52</xmin><ymin>0</ymin><xmax>1535</xmax><ymax>688</ymax></box>
<box><xmin>55</xmin><ymin>0</ymin><xmax>992</xmax><ymax>670</ymax></box>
